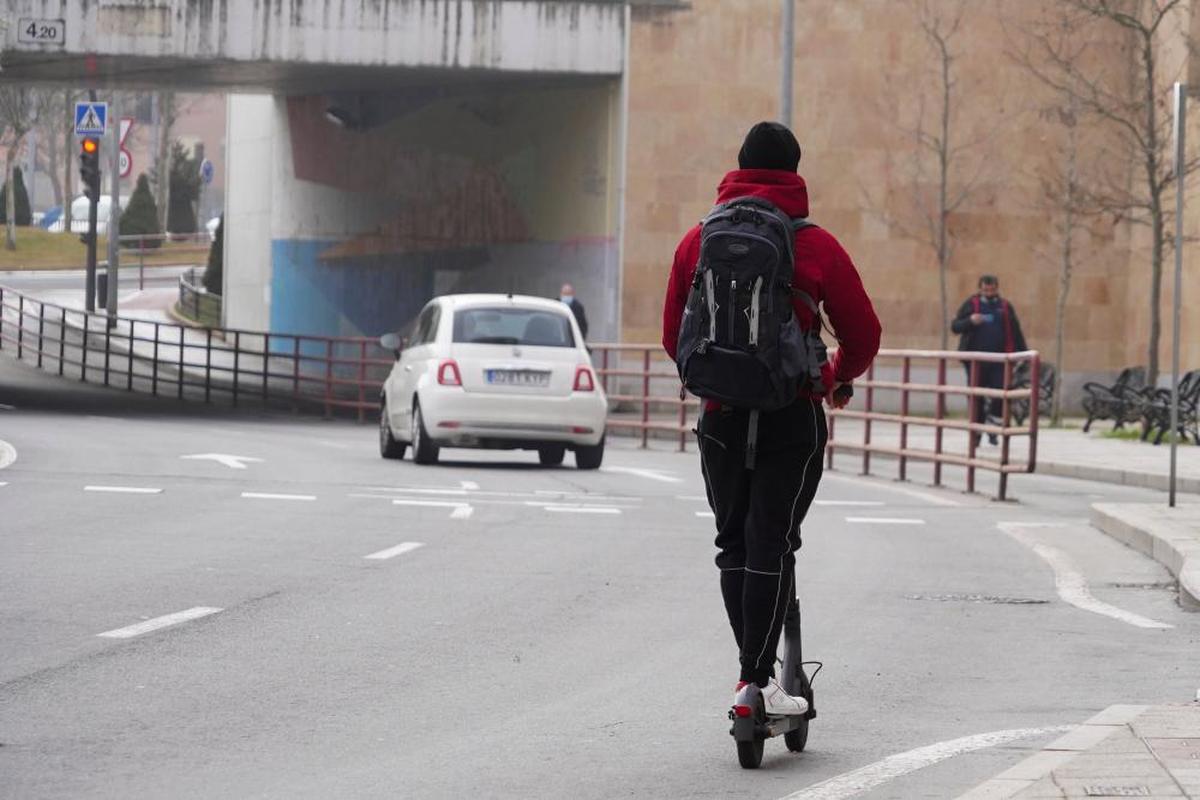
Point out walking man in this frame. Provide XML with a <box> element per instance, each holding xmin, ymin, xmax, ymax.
<box><xmin>560</xmin><ymin>283</ymin><xmax>588</xmax><ymax>340</ymax></box>
<box><xmin>662</xmin><ymin>122</ymin><xmax>880</xmax><ymax>715</ymax></box>
<box><xmin>950</xmin><ymin>275</ymin><xmax>1028</xmax><ymax>445</ymax></box>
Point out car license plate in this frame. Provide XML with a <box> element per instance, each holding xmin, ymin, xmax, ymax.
<box><xmin>486</xmin><ymin>369</ymin><xmax>550</xmax><ymax>387</ymax></box>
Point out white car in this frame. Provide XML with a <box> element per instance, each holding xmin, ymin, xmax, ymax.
<box><xmin>378</xmin><ymin>294</ymin><xmax>607</xmax><ymax>469</ymax></box>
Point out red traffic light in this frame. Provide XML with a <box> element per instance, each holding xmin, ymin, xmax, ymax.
<box><xmin>81</xmin><ymin>137</ymin><xmax>99</xmax><ymax>155</ymax></box>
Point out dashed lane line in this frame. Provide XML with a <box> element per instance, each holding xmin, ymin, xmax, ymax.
<box><xmin>696</xmin><ymin>511</ymin><xmax>715</xmax><ymax>518</ymax></box>
<box><xmin>778</xmin><ymin>726</ymin><xmax>1073</xmax><ymax>800</ymax></box>
<box><xmin>815</xmin><ymin>500</ymin><xmax>885</xmax><ymax>507</ymax></box>
<box><xmin>543</xmin><ymin>505</ymin><xmax>622</xmax><ymax>515</ymax></box>
<box><xmin>392</xmin><ymin>499</ymin><xmax>471</xmax><ymax>510</ymax></box>
<box><xmin>999</xmin><ymin>522</ymin><xmax>1174</xmax><ymax>630</ymax></box>
<box><xmin>364</xmin><ymin>542</ymin><xmax>425</xmax><ymax>560</ymax></box>
<box><xmin>97</xmin><ymin>607</ymin><xmax>223</xmax><ymax>639</ymax></box>
<box><xmin>84</xmin><ymin>485</ymin><xmax>163</xmax><ymax>495</ymax></box>
<box><xmin>823</xmin><ymin>473</ymin><xmax>962</xmax><ymax>507</ymax></box>
<box><xmin>460</xmin><ymin>481</ymin><xmax>479</xmax><ymax>490</ymax></box>
<box><xmin>0</xmin><ymin>439</ymin><xmax>16</xmax><ymax>470</ymax></box>
<box><xmin>601</xmin><ymin>466</ymin><xmax>683</xmax><ymax>484</ymax></box>
<box><xmin>450</xmin><ymin>505</ymin><xmax>474</xmax><ymax>520</ymax></box>
<box><xmin>241</xmin><ymin>492</ymin><xmax>316</xmax><ymax>502</ymax></box>
<box><xmin>845</xmin><ymin>516</ymin><xmax>926</xmax><ymax>525</ymax></box>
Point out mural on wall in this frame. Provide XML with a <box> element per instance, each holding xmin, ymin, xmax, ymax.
<box><xmin>271</xmin><ymin>82</ymin><xmax>618</xmax><ymax>341</ymax></box>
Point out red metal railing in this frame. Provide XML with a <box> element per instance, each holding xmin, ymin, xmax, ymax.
<box><xmin>591</xmin><ymin>343</ymin><xmax>699</xmax><ymax>450</ymax></box>
<box><xmin>0</xmin><ymin>284</ymin><xmax>392</xmax><ymax>420</ymax></box>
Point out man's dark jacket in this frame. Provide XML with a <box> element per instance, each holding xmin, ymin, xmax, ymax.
<box><xmin>950</xmin><ymin>294</ymin><xmax>1028</xmax><ymax>353</ymax></box>
<box><xmin>568</xmin><ymin>299</ymin><xmax>588</xmax><ymax>339</ymax></box>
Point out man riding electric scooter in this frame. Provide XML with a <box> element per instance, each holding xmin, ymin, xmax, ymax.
<box><xmin>662</xmin><ymin>122</ymin><xmax>880</xmax><ymax>763</ymax></box>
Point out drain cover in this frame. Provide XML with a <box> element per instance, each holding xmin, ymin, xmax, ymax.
<box><xmin>905</xmin><ymin>593</ymin><xmax>1049</xmax><ymax>605</ymax></box>
<box><xmin>1083</xmin><ymin>787</ymin><xmax>1149</xmax><ymax>797</ymax></box>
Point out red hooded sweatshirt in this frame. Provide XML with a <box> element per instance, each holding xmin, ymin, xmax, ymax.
<box><xmin>662</xmin><ymin>169</ymin><xmax>881</xmax><ymax>403</ymax></box>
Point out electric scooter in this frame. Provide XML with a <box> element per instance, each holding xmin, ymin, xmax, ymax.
<box><xmin>728</xmin><ymin>595</ymin><xmax>821</xmax><ymax>769</ymax></box>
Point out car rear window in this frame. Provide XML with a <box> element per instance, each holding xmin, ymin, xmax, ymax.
<box><xmin>452</xmin><ymin>307</ymin><xmax>576</xmax><ymax>348</ymax></box>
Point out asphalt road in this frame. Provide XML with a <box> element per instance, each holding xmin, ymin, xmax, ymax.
<box><xmin>2</xmin><ymin>357</ymin><xmax>1198</xmax><ymax>799</ymax></box>
<box><xmin>0</xmin><ymin>265</ymin><xmax>192</xmax><ymax>295</ymax></box>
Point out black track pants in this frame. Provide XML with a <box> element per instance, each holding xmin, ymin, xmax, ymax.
<box><xmin>696</xmin><ymin>398</ymin><xmax>827</xmax><ymax>687</ymax></box>
<box><xmin>964</xmin><ymin>363</ymin><xmax>1005</xmax><ymax>429</ymax></box>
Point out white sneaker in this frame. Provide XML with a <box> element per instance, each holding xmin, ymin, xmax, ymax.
<box><xmin>760</xmin><ymin>677</ymin><xmax>808</xmax><ymax>717</ymax></box>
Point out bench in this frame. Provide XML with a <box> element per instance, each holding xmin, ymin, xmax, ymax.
<box><xmin>1011</xmin><ymin>362</ymin><xmax>1054</xmax><ymax>426</ymax></box>
<box><xmin>1082</xmin><ymin>366</ymin><xmax>1146</xmax><ymax>432</ymax></box>
<box><xmin>1140</xmin><ymin>370</ymin><xmax>1200</xmax><ymax>445</ymax></box>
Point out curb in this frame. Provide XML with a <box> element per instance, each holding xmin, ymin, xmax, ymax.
<box><xmin>1039</xmin><ymin>459</ymin><xmax>1200</xmax><ymax>495</ymax></box>
<box><xmin>1091</xmin><ymin>503</ymin><xmax>1200</xmax><ymax>611</ymax></box>
<box><xmin>956</xmin><ymin>705</ymin><xmax>1149</xmax><ymax>799</ymax></box>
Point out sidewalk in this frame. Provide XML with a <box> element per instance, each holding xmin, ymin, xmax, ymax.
<box><xmin>960</xmin><ymin>704</ymin><xmax>1200</xmax><ymax>799</ymax></box>
<box><xmin>1091</xmin><ymin>503</ymin><xmax>1200</xmax><ymax>611</ymax></box>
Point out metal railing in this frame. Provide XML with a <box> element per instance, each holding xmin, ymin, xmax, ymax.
<box><xmin>590</xmin><ymin>343</ymin><xmax>700</xmax><ymax>450</ymax></box>
<box><xmin>118</xmin><ymin>233</ymin><xmax>212</xmax><ymax>290</ymax></box>
<box><xmin>177</xmin><ymin>267</ymin><xmax>222</xmax><ymax>327</ymax></box>
<box><xmin>0</xmin><ymin>284</ymin><xmax>392</xmax><ymax>421</ymax></box>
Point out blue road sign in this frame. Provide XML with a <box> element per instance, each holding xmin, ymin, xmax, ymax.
<box><xmin>74</xmin><ymin>102</ymin><xmax>108</xmax><ymax>136</ymax></box>
<box><xmin>199</xmin><ymin>158</ymin><xmax>215</xmax><ymax>185</ymax></box>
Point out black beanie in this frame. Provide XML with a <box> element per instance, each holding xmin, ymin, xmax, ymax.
<box><xmin>737</xmin><ymin>121</ymin><xmax>802</xmax><ymax>172</ymax></box>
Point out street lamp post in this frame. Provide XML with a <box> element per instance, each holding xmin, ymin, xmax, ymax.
<box><xmin>780</xmin><ymin>0</ymin><xmax>794</xmax><ymax>127</ymax></box>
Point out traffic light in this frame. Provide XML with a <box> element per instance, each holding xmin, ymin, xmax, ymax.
<box><xmin>79</xmin><ymin>137</ymin><xmax>101</xmax><ymax>203</ymax></box>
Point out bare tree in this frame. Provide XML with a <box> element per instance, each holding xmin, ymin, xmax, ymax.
<box><xmin>865</xmin><ymin>0</ymin><xmax>993</xmax><ymax>348</ymax></box>
<box><xmin>154</xmin><ymin>90</ymin><xmax>177</xmax><ymax>232</ymax></box>
<box><xmin>0</xmin><ymin>85</ymin><xmax>35</xmax><ymax>250</ymax></box>
<box><xmin>1014</xmin><ymin>0</ymin><xmax>1195</xmax><ymax>385</ymax></box>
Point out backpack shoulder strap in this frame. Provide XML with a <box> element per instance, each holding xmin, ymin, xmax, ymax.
<box><xmin>792</xmin><ymin>217</ymin><xmax>817</xmax><ymax>231</ymax></box>
<box><xmin>971</xmin><ymin>295</ymin><xmax>981</xmax><ymax>314</ymax></box>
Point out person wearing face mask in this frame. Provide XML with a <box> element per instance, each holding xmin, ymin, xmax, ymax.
<box><xmin>560</xmin><ymin>283</ymin><xmax>588</xmax><ymax>340</ymax></box>
<box><xmin>950</xmin><ymin>275</ymin><xmax>1028</xmax><ymax>446</ymax></box>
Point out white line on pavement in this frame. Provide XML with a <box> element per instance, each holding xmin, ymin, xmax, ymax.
<box><xmin>823</xmin><ymin>473</ymin><xmax>962</xmax><ymax>506</ymax></box>
<box><xmin>815</xmin><ymin>500</ymin><xmax>885</xmax><ymax>507</ymax></box>
<box><xmin>364</xmin><ymin>542</ymin><xmax>425</xmax><ymax>560</ymax></box>
<box><xmin>392</xmin><ymin>499</ymin><xmax>471</xmax><ymax>509</ymax></box>
<box><xmin>97</xmin><ymin>607</ymin><xmax>223</xmax><ymax>639</ymax></box>
<box><xmin>84</xmin><ymin>485</ymin><xmax>163</xmax><ymax>494</ymax></box>
<box><xmin>0</xmin><ymin>439</ymin><xmax>16</xmax><ymax>470</ymax></box>
<box><xmin>361</xmin><ymin>488</ymin><xmax>641</xmax><ymax>504</ymax></box>
<box><xmin>778</xmin><ymin>726</ymin><xmax>1073</xmax><ymax>800</ymax></box>
<box><xmin>450</xmin><ymin>505</ymin><xmax>474</xmax><ymax>520</ymax></box>
<box><xmin>999</xmin><ymin>522</ymin><xmax>1174</xmax><ymax>630</ymax></box>
<box><xmin>601</xmin><ymin>466</ymin><xmax>683</xmax><ymax>484</ymax></box>
<box><xmin>695</xmin><ymin>511</ymin><xmax>715</xmax><ymax>518</ymax></box>
<box><xmin>460</xmin><ymin>481</ymin><xmax>479</xmax><ymax>490</ymax></box>
<box><xmin>543</xmin><ymin>505</ymin><xmax>622</xmax><ymax>515</ymax></box>
<box><xmin>241</xmin><ymin>492</ymin><xmax>316</xmax><ymax>501</ymax></box>
<box><xmin>0</xmin><ymin>482</ymin><xmax>8</xmax><ymax>487</ymax></box>
<box><xmin>846</xmin><ymin>516</ymin><xmax>926</xmax><ymax>525</ymax></box>
<box><xmin>676</xmin><ymin>495</ymin><xmax>709</xmax><ymax>502</ymax></box>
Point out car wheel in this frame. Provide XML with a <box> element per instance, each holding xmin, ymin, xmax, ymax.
<box><xmin>574</xmin><ymin>435</ymin><xmax>604</xmax><ymax>470</ymax></box>
<box><xmin>379</xmin><ymin>397</ymin><xmax>407</xmax><ymax>460</ymax></box>
<box><xmin>538</xmin><ymin>445</ymin><xmax>566</xmax><ymax>466</ymax></box>
<box><xmin>411</xmin><ymin>400</ymin><xmax>440</xmax><ymax>465</ymax></box>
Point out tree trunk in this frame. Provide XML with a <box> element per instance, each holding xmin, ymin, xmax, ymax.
<box><xmin>46</xmin><ymin>117</ymin><xmax>62</xmax><ymax>209</ymax></box>
<box><xmin>1148</xmin><ymin>208</ymin><xmax>1164</xmax><ymax>386</ymax></box>
<box><xmin>5</xmin><ymin>150</ymin><xmax>16</xmax><ymax>251</ymax></box>
<box><xmin>62</xmin><ymin>91</ymin><xmax>74</xmax><ymax>231</ymax></box>
<box><xmin>155</xmin><ymin>91</ymin><xmax>175</xmax><ymax>233</ymax></box>
<box><xmin>1052</xmin><ymin>109</ymin><xmax>1078</xmax><ymax>428</ymax></box>
<box><xmin>1141</xmin><ymin>36</ymin><xmax>1162</xmax><ymax>387</ymax></box>
<box><xmin>937</xmin><ymin>39</ymin><xmax>952</xmax><ymax>350</ymax></box>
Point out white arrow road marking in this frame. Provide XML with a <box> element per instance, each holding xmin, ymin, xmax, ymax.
<box><xmin>181</xmin><ymin>453</ymin><xmax>264</xmax><ymax>470</ymax></box>
<box><xmin>601</xmin><ymin>466</ymin><xmax>683</xmax><ymax>484</ymax></box>
<box><xmin>999</xmin><ymin>522</ymin><xmax>1174</xmax><ymax>629</ymax></box>
<box><xmin>85</xmin><ymin>485</ymin><xmax>163</xmax><ymax>494</ymax></box>
<box><xmin>846</xmin><ymin>517</ymin><xmax>926</xmax><ymax>525</ymax></box>
<box><xmin>364</xmin><ymin>542</ymin><xmax>424</xmax><ymax>560</ymax></box>
<box><xmin>97</xmin><ymin>607</ymin><xmax>223</xmax><ymax>639</ymax></box>
<box><xmin>241</xmin><ymin>492</ymin><xmax>315</xmax><ymax>502</ymax></box>
<box><xmin>778</xmin><ymin>726</ymin><xmax>1073</xmax><ymax>800</ymax></box>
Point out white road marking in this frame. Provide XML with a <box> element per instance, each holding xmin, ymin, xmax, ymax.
<box><xmin>392</xmin><ymin>499</ymin><xmax>471</xmax><ymax>510</ymax></box>
<box><xmin>816</xmin><ymin>500</ymin><xmax>885</xmax><ymax>507</ymax></box>
<box><xmin>97</xmin><ymin>607</ymin><xmax>223</xmax><ymax>639</ymax></box>
<box><xmin>601</xmin><ymin>466</ymin><xmax>683</xmax><ymax>484</ymax></box>
<box><xmin>676</xmin><ymin>494</ymin><xmax>709</xmax><ymax>502</ymax></box>
<box><xmin>845</xmin><ymin>516</ymin><xmax>926</xmax><ymax>525</ymax></box>
<box><xmin>695</xmin><ymin>510</ymin><xmax>715</xmax><ymax>518</ymax></box>
<box><xmin>361</xmin><ymin>487</ymin><xmax>641</xmax><ymax>504</ymax></box>
<box><xmin>450</xmin><ymin>505</ymin><xmax>474</xmax><ymax>520</ymax></box>
<box><xmin>823</xmin><ymin>473</ymin><xmax>962</xmax><ymax>506</ymax></box>
<box><xmin>84</xmin><ymin>485</ymin><xmax>163</xmax><ymax>495</ymax></box>
<box><xmin>460</xmin><ymin>480</ymin><xmax>479</xmax><ymax>490</ymax></box>
<box><xmin>0</xmin><ymin>482</ymin><xmax>8</xmax><ymax>487</ymax></box>
<box><xmin>181</xmin><ymin>453</ymin><xmax>264</xmax><ymax>470</ymax></box>
<box><xmin>364</xmin><ymin>542</ymin><xmax>424</xmax><ymax>560</ymax></box>
<box><xmin>0</xmin><ymin>439</ymin><xmax>16</xmax><ymax>470</ymax></box>
<box><xmin>778</xmin><ymin>726</ymin><xmax>1073</xmax><ymax>800</ymax></box>
<box><xmin>543</xmin><ymin>505</ymin><xmax>621</xmax><ymax>515</ymax></box>
<box><xmin>241</xmin><ymin>492</ymin><xmax>316</xmax><ymax>501</ymax></box>
<box><xmin>999</xmin><ymin>522</ymin><xmax>1174</xmax><ymax>630</ymax></box>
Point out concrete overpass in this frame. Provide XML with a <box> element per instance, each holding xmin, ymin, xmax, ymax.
<box><xmin>1</xmin><ymin>1</ymin><xmax>667</xmax><ymax>340</ymax></box>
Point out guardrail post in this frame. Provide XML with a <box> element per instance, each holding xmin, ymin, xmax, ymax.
<box><xmin>138</xmin><ymin>241</ymin><xmax>145</xmax><ymax>290</ymax></box>
<box><xmin>293</xmin><ymin>338</ymin><xmax>301</xmax><ymax>405</ymax></box>
<box><xmin>601</xmin><ymin>348</ymin><xmax>610</xmax><ymax>395</ymax></box>
<box><xmin>1028</xmin><ymin>354</ymin><xmax>1041</xmax><ymax>473</ymax></box>
<box><xmin>204</xmin><ymin>328</ymin><xmax>213</xmax><ymax>403</ymax></box>
<box><xmin>998</xmin><ymin>358</ymin><xmax>1014</xmax><ymax>501</ymax></box>
<box><xmin>81</xmin><ymin>311</ymin><xmax>89</xmax><ymax>381</ymax></box>
<box><xmin>641</xmin><ymin>349</ymin><xmax>650</xmax><ymax>449</ymax></box>
<box><xmin>126</xmin><ymin>319</ymin><xmax>134</xmax><ymax>390</ymax></box>
<box><xmin>177</xmin><ymin>326</ymin><xmax>185</xmax><ymax>399</ymax></box>
<box><xmin>193</xmin><ymin>277</ymin><xmax>201</xmax><ymax>320</ymax></box>
<box><xmin>36</xmin><ymin>301</ymin><xmax>45</xmax><ymax>368</ymax></box>
<box><xmin>58</xmin><ymin>307</ymin><xmax>66</xmax><ymax>375</ymax></box>
<box><xmin>103</xmin><ymin>312</ymin><xmax>111</xmax><ymax>386</ymax></box>
<box><xmin>899</xmin><ymin>356</ymin><xmax>910</xmax><ymax>481</ymax></box>
<box><xmin>967</xmin><ymin>359</ymin><xmax>980</xmax><ymax>494</ymax></box>
<box><xmin>17</xmin><ymin>294</ymin><xmax>24</xmax><ymax>359</ymax></box>
<box><xmin>152</xmin><ymin>322</ymin><xmax>159</xmax><ymax>396</ymax></box>
<box><xmin>263</xmin><ymin>333</ymin><xmax>270</xmax><ymax>405</ymax></box>
<box><xmin>0</xmin><ymin>287</ymin><xmax>5</xmax><ymax>350</ymax></box>
<box><xmin>358</xmin><ymin>340</ymin><xmax>369</xmax><ymax>423</ymax></box>
<box><xmin>862</xmin><ymin>360</ymin><xmax>875</xmax><ymax>476</ymax></box>
<box><xmin>934</xmin><ymin>357</ymin><xmax>946</xmax><ymax>486</ymax></box>
<box><xmin>324</xmin><ymin>339</ymin><xmax>334</xmax><ymax>418</ymax></box>
<box><xmin>232</xmin><ymin>330</ymin><xmax>241</xmax><ymax>407</ymax></box>
<box><xmin>826</xmin><ymin>408</ymin><xmax>836</xmax><ymax>470</ymax></box>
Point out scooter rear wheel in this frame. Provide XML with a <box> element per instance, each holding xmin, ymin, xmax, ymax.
<box><xmin>737</xmin><ymin>738</ymin><xmax>764</xmax><ymax>769</ymax></box>
<box><xmin>784</xmin><ymin>720</ymin><xmax>809</xmax><ymax>753</ymax></box>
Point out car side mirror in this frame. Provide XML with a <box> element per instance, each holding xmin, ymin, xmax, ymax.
<box><xmin>379</xmin><ymin>333</ymin><xmax>402</xmax><ymax>359</ymax></box>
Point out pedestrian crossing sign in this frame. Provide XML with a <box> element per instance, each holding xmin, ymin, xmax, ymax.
<box><xmin>74</xmin><ymin>102</ymin><xmax>108</xmax><ymax>136</ymax></box>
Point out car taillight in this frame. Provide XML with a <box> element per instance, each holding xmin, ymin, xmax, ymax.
<box><xmin>438</xmin><ymin>360</ymin><xmax>462</xmax><ymax>386</ymax></box>
<box><xmin>573</xmin><ymin>366</ymin><xmax>595</xmax><ymax>392</ymax></box>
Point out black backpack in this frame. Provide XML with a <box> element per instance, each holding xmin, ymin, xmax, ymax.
<box><xmin>675</xmin><ymin>196</ymin><xmax>829</xmax><ymax>454</ymax></box>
